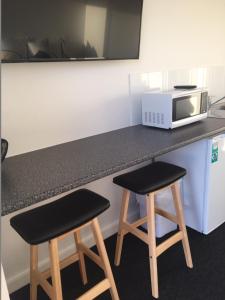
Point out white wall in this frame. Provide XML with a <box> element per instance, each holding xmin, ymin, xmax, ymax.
<box><xmin>2</xmin><ymin>0</ymin><xmax>225</xmax><ymax>293</ymax></box>
<box><xmin>2</xmin><ymin>0</ymin><xmax>225</xmax><ymax>156</ymax></box>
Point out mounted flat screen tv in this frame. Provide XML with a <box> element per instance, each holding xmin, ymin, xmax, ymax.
<box><xmin>1</xmin><ymin>0</ymin><xmax>143</xmax><ymax>63</ymax></box>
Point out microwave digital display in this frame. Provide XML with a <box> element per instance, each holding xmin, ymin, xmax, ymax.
<box><xmin>173</xmin><ymin>93</ymin><xmax>202</xmax><ymax>121</ymax></box>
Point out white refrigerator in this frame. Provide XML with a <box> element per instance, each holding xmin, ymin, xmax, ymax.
<box><xmin>159</xmin><ymin>134</ymin><xmax>225</xmax><ymax>234</ymax></box>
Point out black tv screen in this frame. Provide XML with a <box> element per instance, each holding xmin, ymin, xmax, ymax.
<box><xmin>1</xmin><ymin>0</ymin><xmax>143</xmax><ymax>63</ymax></box>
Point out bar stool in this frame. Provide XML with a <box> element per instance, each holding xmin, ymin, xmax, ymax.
<box><xmin>10</xmin><ymin>189</ymin><xmax>119</xmax><ymax>300</ymax></box>
<box><xmin>113</xmin><ymin>161</ymin><xmax>193</xmax><ymax>299</ymax></box>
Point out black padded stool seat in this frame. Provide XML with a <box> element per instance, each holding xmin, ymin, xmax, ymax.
<box><xmin>10</xmin><ymin>189</ymin><xmax>110</xmax><ymax>245</ymax></box>
<box><xmin>113</xmin><ymin>161</ymin><xmax>186</xmax><ymax>195</ymax></box>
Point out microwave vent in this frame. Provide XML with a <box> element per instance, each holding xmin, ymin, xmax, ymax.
<box><xmin>157</xmin><ymin>113</ymin><xmax>160</xmax><ymax>124</ymax></box>
<box><xmin>144</xmin><ymin>111</ymin><xmax>165</xmax><ymax>125</ymax></box>
<box><xmin>152</xmin><ymin>112</ymin><xmax>156</xmax><ymax>124</ymax></box>
<box><xmin>144</xmin><ymin>112</ymin><xmax>147</xmax><ymax>123</ymax></box>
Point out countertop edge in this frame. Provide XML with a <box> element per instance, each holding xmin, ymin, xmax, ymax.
<box><xmin>2</xmin><ymin>125</ymin><xmax>225</xmax><ymax>216</ymax></box>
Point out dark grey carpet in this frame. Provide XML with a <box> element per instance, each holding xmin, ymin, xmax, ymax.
<box><xmin>10</xmin><ymin>223</ymin><xmax>225</xmax><ymax>300</ymax></box>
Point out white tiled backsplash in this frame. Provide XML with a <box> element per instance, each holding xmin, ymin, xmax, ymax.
<box><xmin>129</xmin><ymin>66</ymin><xmax>225</xmax><ymax>125</ymax></box>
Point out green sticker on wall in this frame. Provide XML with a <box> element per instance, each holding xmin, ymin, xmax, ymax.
<box><xmin>211</xmin><ymin>142</ymin><xmax>218</xmax><ymax>163</ymax></box>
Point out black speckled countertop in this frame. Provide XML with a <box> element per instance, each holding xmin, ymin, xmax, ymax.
<box><xmin>2</xmin><ymin>118</ymin><xmax>225</xmax><ymax>216</ymax></box>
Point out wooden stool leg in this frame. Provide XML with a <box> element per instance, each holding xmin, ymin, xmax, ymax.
<box><xmin>146</xmin><ymin>193</ymin><xmax>159</xmax><ymax>299</ymax></box>
<box><xmin>49</xmin><ymin>239</ymin><xmax>63</xmax><ymax>300</ymax></box>
<box><xmin>74</xmin><ymin>230</ymin><xmax>88</xmax><ymax>285</ymax></box>
<box><xmin>30</xmin><ymin>245</ymin><xmax>38</xmax><ymax>300</ymax></box>
<box><xmin>171</xmin><ymin>182</ymin><xmax>193</xmax><ymax>268</ymax></box>
<box><xmin>114</xmin><ymin>189</ymin><xmax>130</xmax><ymax>266</ymax></box>
<box><xmin>92</xmin><ymin>218</ymin><xmax>119</xmax><ymax>300</ymax></box>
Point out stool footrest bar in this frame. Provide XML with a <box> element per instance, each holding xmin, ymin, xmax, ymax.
<box><xmin>155</xmin><ymin>207</ymin><xmax>178</xmax><ymax>224</ymax></box>
<box><xmin>79</xmin><ymin>242</ymin><xmax>103</xmax><ymax>269</ymax></box>
<box><xmin>77</xmin><ymin>279</ymin><xmax>111</xmax><ymax>300</ymax></box>
<box><xmin>123</xmin><ymin>222</ymin><xmax>148</xmax><ymax>244</ymax></box>
<box><xmin>156</xmin><ymin>231</ymin><xmax>183</xmax><ymax>257</ymax></box>
<box><xmin>131</xmin><ymin>216</ymin><xmax>148</xmax><ymax>228</ymax></box>
<box><xmin>35</xmin><ymin>271</ymin><xmax>53</xmax><ymax>298</ymax></box>
<box><xmin>41</xmin><ymin>252</ymin><xmax>80</xmax><ymax>279</ymax></box>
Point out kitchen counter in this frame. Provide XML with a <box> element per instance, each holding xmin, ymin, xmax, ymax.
<box><xmin>2</xmin><ymin>118</ymin><xmax>225</xmax><ymax>216</ymax></box>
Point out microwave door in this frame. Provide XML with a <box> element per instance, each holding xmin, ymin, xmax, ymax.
<box><xmin>172</xmin><ymin>93</ymin><xmax>202</xmax><ymax>122</ymax></box>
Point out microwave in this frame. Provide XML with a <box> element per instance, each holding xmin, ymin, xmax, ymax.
<box><xmin>142</xmin><ymin>88</ymin><xmax>208</xmax><ymax>129</ymax></box>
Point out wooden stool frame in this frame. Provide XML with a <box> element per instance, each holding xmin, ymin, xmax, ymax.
<box><xmin>114</xmin><ymin>180</ymin><xmax>193</xmax><ymax>299</ymax></box>
<box><xmin>30</xmin><ymin>217</ymin><xmax>119</xmax><ymax>300</ymax></box>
